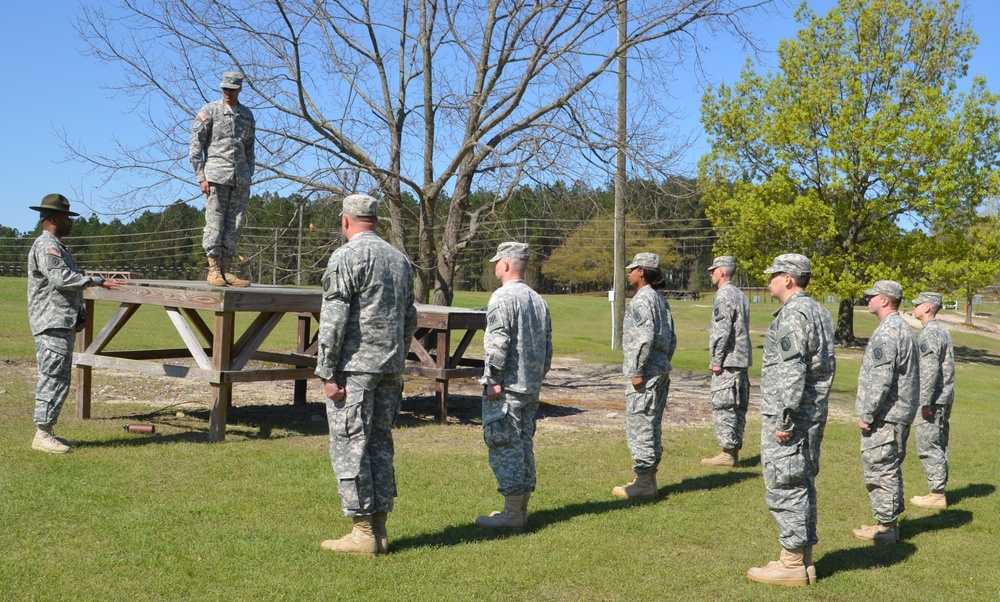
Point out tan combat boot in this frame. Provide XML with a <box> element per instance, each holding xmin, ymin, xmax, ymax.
<box><xmin>803</xmin><ymin>545</ymin><xmax>816</xmax><ymax>585</ymax></box>
<box><xmin>320</xmin><ymin>516</ymin><xmax>378</xmax><ymax>556</ymax></box>
<box><xmin>475</xmin><ymin>494</ymin><xmax>526</xmax><ymax>529</ymax></box>
<box><xmin>220</xmin><ymin>258</ymin><xmax>250</xmax><ymax>287</ymax></box>
<box><xmin>206</xmin><ymin>257</ymin><xmax>227</xmax><ymax>287</ymax></box>
<box><xmin>851</xmin><ymin>520</ymin><xmax>899</xmax><ymax>543</ymax></box>
<box><xmin>747</xmin><ymin>547</ymin><xmax>809</xmax><ymax>587</ymax></box>
<box><xmin>31</xmin><ymin>428</ymin><xmax>71</xmax><ymax>454</ymax></box>
<box><xmin>372</xmin><ymin>512</ymin><xmax>389</xmax><ymax>554</ymax></box>
<box><xmin>611</xmin><ymin>469</ymin><xmax>657</xmax><ymax>500</ymax></box>
<box><xmin>700</xmin><ymin>448</ymin><xmax>738</xmax><ymax>467</ymax></box>
<box><xmin>911</xmin><ymin>492</ymin><xmax>947</xmax><ymax>509</ymax></box>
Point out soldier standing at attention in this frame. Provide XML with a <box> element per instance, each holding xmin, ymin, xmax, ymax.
<box><xmin>747</xmin><ymin>253</ymin><xmax>834</xmax><ymax>587</ymax></box>
<box><xmin>190</xmin><ymin>70</ymin><xmax>255</xmax><ymax>287</ymax></box>
<box><xmin>475</xmin><ymin>242</ymin><xmax>552</xmax><ymax>530</ymax></box>
<box><xmin>701</xmin><ymin>255</ymin><xmax>752</xmax><ymax>468</ymax></box>
<box><xmin>27</xmin><ymin>194</ymin><xmax>126</xmax><ymax>453</ymax></box>
<box><xmin>909</xmin><ymin>292</ymin><xmax>955</xmax><ymax>510</ymax></box>
<box><xmin>612</xmin><ymin>252</ymin><xmax>676</xmax><ymax>500</ymax></box>
<box><xmin>852</xmin><ymin>280</ymin><xmax>919</xmax><ymax>544</ymax></box>
<box><xmin>315</xmin><ymin>194</ymin><xmax>417</xmax><ymax>556</ymax></box>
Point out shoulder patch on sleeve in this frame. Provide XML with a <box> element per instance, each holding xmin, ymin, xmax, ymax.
<box><xmin>47</xmin><ymin>256</ymin><xmax>62</xmax><ymax>268</ymax></box>
<box><xmin>197</xmin><ymin>111</ymin><xmax>208</xmax><ymax>122</ymax></box>
<box><xmin>872</xmin><ymin>345</ymin><xmax>891</xmax><ymax>367</ymax></box>
<box><xmin>713</xmin><ymin>306</ymin><xmax>721</xmax><ymax>319</ymax></box>
<box><xmin>775</xmin><ymin>322</ymin><xmax>802</xmax><ymax>360</ymax></box>
<box><xmin>47</xmin><ymin>247</ymin><xmax>62</xmax><ymax>258</ymax></box>
<box><xmin>322</xmin><ymin>277</ymin><xmax>330</xmax><ymax>292</ymax></box>
<box><xmin>919</xmin><ymin>341</ymin><xmax>932</xmax><ymax>356</ymax></box>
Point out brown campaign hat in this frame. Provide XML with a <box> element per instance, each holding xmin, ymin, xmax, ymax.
<box><xmin>29</xmin><ymin>193</ymin><xmax>79</xmax><ymax>217</ymax></box>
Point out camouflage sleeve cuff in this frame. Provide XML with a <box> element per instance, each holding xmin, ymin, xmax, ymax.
<box><xmin>859</xmin><ymin>413</ymin><xmax>875</xmax><ymax>425</ymax></box>
<box><xmin>777</xmin><ymin>411</ymin><xmax>795</xmax><ymax>432</ymax></box>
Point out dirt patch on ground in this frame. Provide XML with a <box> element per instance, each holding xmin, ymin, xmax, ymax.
<box><xmin>0</xmin><ymin>356</ymin><xmax>856</xmax><ymax>433</ymax></box>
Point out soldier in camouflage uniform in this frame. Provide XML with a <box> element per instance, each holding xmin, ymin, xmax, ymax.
<box><xmin>315</xmin><ymin>194</ymin><xmax>417</xmax><ymax>556</ymax></box>
<box><xmin>702</xmin><ymin>255</ymin><xmax>752</xmax><ymax>468</ymax></box>
<box><xmin>852</xmin><ymin>280</ymin><xmax>919</xmax><ymax>544</ymax></box>
<box><xmin>612</xmin><ymin>252</ymin><xmax>676</xmax><ymax>501</ymax></box>
<box><xmin>747</xmin><ymin>254</ymin><xmax>834</xmax><ymax>587</ymax></box>
<box><xmin>190</xmin><ymin>71</ymin><xmax>255</xmax><ymax>287</ymax></box>
<box><xmin>475</xmin><ymin>242</ymin><xmax>552</xmax><ymax>530</ymax></box>
<box><xmin>909</xmin><ymin>292</ymin><xmax>955</xmax><ymax>510</ymax></box>
<box><xmin>27</xmin><ymin>194</ymin><xmax>126</xmax><ymax>454</ymax></box>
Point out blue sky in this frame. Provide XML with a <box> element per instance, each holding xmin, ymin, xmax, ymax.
<box><xmin>1</xmin><ymin>0</ymin><xmax>997</xmax><ymax>234</ymax></box>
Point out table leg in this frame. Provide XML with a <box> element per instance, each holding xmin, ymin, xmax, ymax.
<box><xmin>435</xmin><ymin>328</ymin><xmax>450</xmax><ymax>423</ymax></box>
<box><xmin>75</xmin><ymin>299</ymin><xmax>95</xmax><ymax>420</ymax></box>
<box><xmin>294</xmin><ymin>313</ymin><xmax>310</xmax><ymax>406</ymax></box>
<box><xmin>209</xmin><ymin>311</ymin><xmax>235</xmax><ymax>442</ymax></box>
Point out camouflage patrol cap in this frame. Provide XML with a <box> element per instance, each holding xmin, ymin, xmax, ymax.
<box><xmin>763</xmin><ymin>253</ymin><xmax>811</xmax><ymax>276</ymax></box>
<box><xmin>912</xmin><ymin>291</ymin><xmax>943</xmax><ymax>308</ymax></box>
<box><xmin>340</xmin><ymin>194</ymin><xmax>380</xmax><ymax>217</ymax></box>
<box><xmin>626</xmin><ymin>252</ymin><xmax>660</xmax><ymax>270</ymax></box>
<box><xmin>29</xmin><ymin>193</ymin><xmax>80</xmax><ymax>217</ymax></box>
<box><xmin>708</xmin><ymin>255</ymin><xmax>736</xmax><ymax>271</ymax></box>
<box><xmin>220</xmin><ymin>71</ymin><xmax>244</xmax><ymax>90</ymax></box>
<box><xmin>489</xmin><ymin>241</ymin><xmax>531</xmax><ymax>262</ymax></box>
<box><xmin>864</xmin><ymin>280</ymin><xmax>903</xmax><ymax>301</ymax></box>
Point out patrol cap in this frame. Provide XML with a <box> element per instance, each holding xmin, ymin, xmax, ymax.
<box><xmin>489</xmin><ymin>241</ymin><xmax>531</xmax><ymax>262</ymax></box>
<box><xmin>763</xmin><ymin>253</ymin><xmax>811</xmax><ymax>276</ymax></box>
<box><xmin>912</xmin><ymin>291</ymin><xmax>943</xmax><ymax>308</ymax></box>
<box><xmin>29</xmin><ymin>193</ymin><xmax>80</xmax><ymax>217</ymax></box>
<box><xmin>220</xmin><ymin>71</ymin><xmax>244</xmax><ymax>90</ymax></box>
<box><xmin>340</xmin><ymin>194</ymin><xmax>380</xmax><ymax>217</ymax></box>
<box><xmin>864</xmin><ymin>280</ymin><xmax>903</xmax><ymax>301</ymax></box>
<box><xmin>708</xmin><ymin>255</ymin><xmax>736</xmax><ymax>271</ymax></box>
<box><xmin>626</xmin><ymin>252</ymin><xmax>660</xmax><ymax>270</ymax></box>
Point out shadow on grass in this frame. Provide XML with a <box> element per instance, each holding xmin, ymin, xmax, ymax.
<box><xmin>739</xmin><ymin>454</ymin><xmax>761</xmax><ymax>468</ymax></box>
<box><xmin>391</xmin><ymin>470</ymin><xmax>757</xmax><ymax>552</ymax></box>
<box><xmin>816</xmin><ymin>509</ymin><xmax>972</xmax><ymax>579</ymax></box>
<box><xmin>949</xmin><ymin>482</ymin><xmax>995</xmax><ymax>505</ymax></box>
<box><xmin>398</xmin><ymin>393</ymin><xmax>586</xmax><ymax>427</ymax></box>
<box><xmin>953</xmin><ymin>345</ymin><xmax>1000</xmax><ymax>367</ymax></box>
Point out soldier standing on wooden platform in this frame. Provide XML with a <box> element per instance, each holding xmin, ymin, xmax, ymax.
<box><xmin>315</xmin><ymin>194</ymin><xmax>417</xmax><ymax>556</ymax></box>
<box><xmin>190</xmin><ymin>70</ymin><xmax>255</xmax><ymax>287</ymax></box>
<box><xmin>27</xmin><ymin>194</ymin><xmax>126</xmax><ymax>453</ymax></box>
<box><xmin>701</xmin><ymin>255</ymin><xmax>752</xmax><ymax>468</ymax></box>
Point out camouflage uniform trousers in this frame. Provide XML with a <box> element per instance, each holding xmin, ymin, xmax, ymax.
<box><xmin>915</xmin><ymin>404</ymin><xmax>952</xmax><ymax>491</ymax></box>
<box><xmin>709</xmin><ymin>368</ymin><xmax>749</xmax><ymax>450</ymax></box>
<box><xmin>33</xmin><ymin>328</ymin><xmax>77</xmax><ymax>427</ymax></box>
<box><xmin>483</xmin><ymin>389</ymin><xmax>539</xmax><ymax>495</ymax></box>
<box><xmin>761</xmin><ymin>414</ymin><xmax>825</xmax><ymax>549</ymax></box>
<box><xmin>326</xmin><ymin>372</ymin><xmax>402</xmax><ymax>517</ymax></box>
<box><xmin>202</xmin><ymin>183</ymin><xmax>251</xmax><ymax>259</ymax></box>
<box><xmin>861</xmin><ymin>420</ymin><xmax>910</xmax><ymax>523</ymax></box>
<box><xmin>625</xmin><ymin>375</ymin><xmax>670</xmax><ymax>474</ymax></box>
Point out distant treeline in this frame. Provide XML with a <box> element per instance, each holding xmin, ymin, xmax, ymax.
<box><xmin>0</xmin><ymin>178</ymin><xmax>718</xmax><ymax>294</ymax></box>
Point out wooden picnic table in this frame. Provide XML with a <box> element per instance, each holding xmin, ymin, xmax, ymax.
<box><xmin>75</xmin><ymin>280</ymin><xmax>485</xmax><ymax>441</ymax></box>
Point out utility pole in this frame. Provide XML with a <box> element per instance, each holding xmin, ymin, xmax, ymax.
<box><xmin>612</xmin><ymin>0</ymin><xmax>627</xmax><ymax>350</ymax></box>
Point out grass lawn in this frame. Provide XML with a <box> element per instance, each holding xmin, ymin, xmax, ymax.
<box><xmin>1</xmin><ymin>277</ymin><xmax>998</xmax><ymax>600</ymax></box>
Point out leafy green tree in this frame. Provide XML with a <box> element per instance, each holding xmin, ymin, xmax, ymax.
<box><xmin>700</xmin><ymin>0</ymin><xmax>1000</xmax><ymax>343</ymax></box>
<box><xmin>923</xmin><ymin>215</ymin><xmax>1000</xmax><ymax>325</ymax></box>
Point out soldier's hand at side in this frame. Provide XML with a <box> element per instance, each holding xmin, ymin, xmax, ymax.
<box><xmin>775</xmin><ymin>429</ymin><xmax>793</xmax><ymax>444</ymax></box>
<box><xmin>711</xmin><ymin>365</ymin><xmax>723</xmax><ymax>376</ymax></box>
<box><xmin>858</xmin><ymin>419</ymin><xmax>872</xmax><ymax>433</ymax></box>
<box><xmin>921</xmin><ymin>405</ymin><xmax>933</xmax><ymax>420</ymax></box>
<box><xmin>631</xmin><ymin>376</ymin><xmax>645</xmax><ymax>389</ymax></box>
<box><xmin>486</xmin><ymin>384</ymin><xmax>502</xmax><ymax>400</ymax></box>
<box><xmin>324</xmin><ymin>380</ymin><xmax>345</xmax><ymax>401</ymax></box>
<box><xmin>200</xmin><ymin>181</ymin><xmax>211</xmax><ymax>195</ymax></box>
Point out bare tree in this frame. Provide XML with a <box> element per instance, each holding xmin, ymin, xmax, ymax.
<box><xmin>73</xmin><ymin>0</ymin><xmax>778</xmax><ymax>303</ymax></box>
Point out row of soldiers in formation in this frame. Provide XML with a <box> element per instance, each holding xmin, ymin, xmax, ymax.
<box><xmin>25</xmin><ymin>193</ymin><xmax>955</xmax><ymax>587</ymax></box>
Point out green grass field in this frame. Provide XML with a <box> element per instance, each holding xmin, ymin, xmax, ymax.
<box><xmin>1</xmin><ymin>276</ymin><xmax>998</xmax><ymax>601</ymax></box>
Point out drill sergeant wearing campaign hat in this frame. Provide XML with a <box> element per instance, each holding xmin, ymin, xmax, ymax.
<box><xmin>851</xmin><ymin>279</ymin><xmax>920</xmax><ymax>544</ymax></box>
<box><xmin>702</xmin><ymin>255</ymin><xmax>752</xmax><ymax>468</ymax></box>
<box><xmin>190</xmin><ymin>70</ymin><xmax>256</xmax><ymax>287</ymax></box>
<box><xmin>316</xmin><ymin>194</ymin><xmax>417</xmax><ymax>555</ymax></box>
<box><xmin>27</xmin><ymin>194</ymin><xmax>126</xmax><ymax>453</ymax></box>
<box><xmin>909</xmin><ymin>292</ymin><xmax>955</xmax><ymax>509</ymax></box>
<box><xmin>476</xmin><ymin>241</ymin><xmax>552</xmax><ymax>529</ymax></box>
<box><xmin>611</xmin><ymin>252</ymin><xmax>677</xmax><ymax>500</ymax></box>
<box><xmin>748</xmin><ymin>253</ymin><xmax>835</xmax><ymax>587</ymax></box>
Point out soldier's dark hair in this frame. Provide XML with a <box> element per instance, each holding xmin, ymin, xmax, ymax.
<box><xmin>39</xmin><ymin>209</ymin><xmax>58</xmax><ymax>222</ymax></box>
<box><xmin>638</xmin><ymin>267</ymin><xmax>666</xmax><ymax>290</ymax></box>
<box><xmin>887</xmin><ymin>297</ymin><xmax>901</xmax><ymax>310</ymax></box>
<box><xmin>792</xmin><ymin>273</ymin><xmax>811</xmax><ymax>288</ymax></box>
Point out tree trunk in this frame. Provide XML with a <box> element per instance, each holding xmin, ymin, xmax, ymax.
<box><xmin>835</xmin><ymin>298</ymin><xmax>855</xmax><ymax>345</ymax></box>
<box><xmin>433</xmin><ymin>168</ymin><xmax>474</xmax><ymax>306</ymax></box>
<box><xmin>965</xmin><ymin>294</ymin><xmax>973</xmax><ymax>325</ymax></box>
